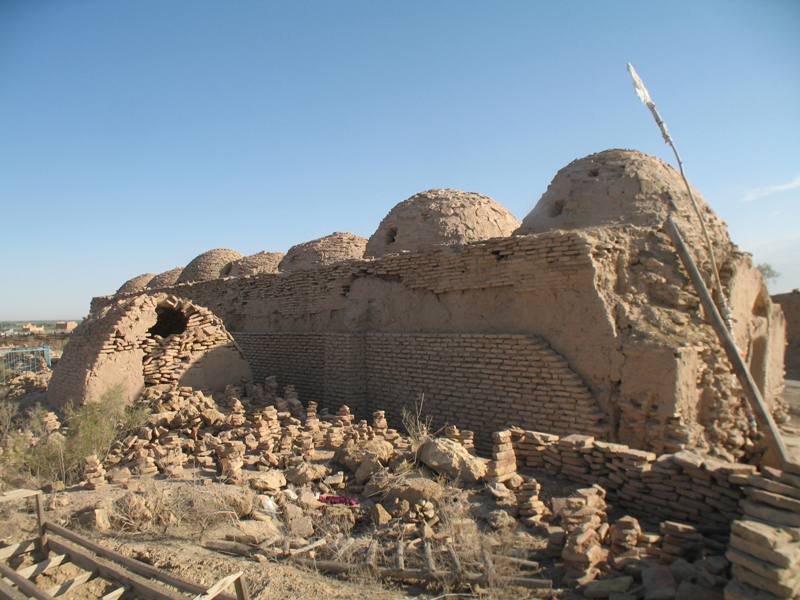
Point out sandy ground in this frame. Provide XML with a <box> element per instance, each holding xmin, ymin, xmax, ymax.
<box><xmin>0</xmin><ymin>485</ymin><xmax>420</xmax><ymax>600</ymax></box>
<box><xmin>0</xmin><ymin>470</ymin><xmax>571</xmax><ymax>600</ymax></box>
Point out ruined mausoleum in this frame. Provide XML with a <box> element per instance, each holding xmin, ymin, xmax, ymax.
<box><xmin>49</xmin><ymin>149</ymin><xmax>787</xmax><ymax>460</ymax></box>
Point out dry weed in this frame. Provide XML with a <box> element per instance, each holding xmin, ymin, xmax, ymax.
<box><xmin>110</xmin><ymin>479</ymin><xmax>254</xmax><ymax>538</ymax></box>
<box><xmin>401</xmin><ymin>393</ymin><xmax>434</xmax><ymax>453</ymax></box>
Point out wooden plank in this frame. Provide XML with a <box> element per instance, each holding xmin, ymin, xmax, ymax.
<box><xmin>0</xmin><ymin>577</ymin><xmax>29</xmax><ymax>600</ymax></box>
<box><xmin>666</xmin><ymin>217</ymin><xmax>790</xmax><ymax>467</ymax></box>
<box><xmin>445</xmin><ymin>543</ymin><xmax>462</xmax><ymax>577</ymax></box>
<box><xmin>0</xmin><ymin>489</ymin><xmax>40</xmax><ymax>505</ymax></box>
<box><xmin>193</xmin><ymin>572</ymin><xmax>242</xmax><ymax>600</ymax></box>
<box><xmin>233</xmin><ymin>577</ymin><xmax>250</xmax><ymax>600</ymax></box>
<box><xmin>365</xmin><ymin>540</ymin><xmax>378</xmax><ymax>571</ymax></box>
<box><xmin>288</xmin><ymin>539</ymin><xmax>326</xmax><ymax>557</ymax></box>
<box><xmin>480</xmin><ymin>547</ymin><xmax>495</xmax><ymax>584</ymax></box>
<box><xmin>47</xmin><ymin>571</ymin><xmax>95</xmax><ymax>597</ymax></box>
<box><xmin>422</xmin><ymin>541</ymin><xmax>436</xmax><ymax>575</ymax></box>
<box><xmin>43</xmin><ymin>523</ymin><xmax>235</xmax><ymax>600</ymax></box>
<box><xmin>15</xmin><ymin>554</ymin><xmax>67</xmax><ymax>579</ymax></box>
<box><xmin>394</xmin><ymin>540</ymin><xmax>404</xmax><ymax>571</ymax></box>
<box><xmin>100</xmin><ymin>586</ymin><xmax>126</xmax><ymax>600</ymax></box>
<box><xmin>202</xmin><ymin>541</ymin><xmax>253</xmax><ymax>557</ymax></box>
<box><xmin>0</xmin><ymin>539</ymin><xmax>37</xmax><ymax>561</ymax></box>
<box><xmin>0</xmin><ymin>562</ymin><xmax>54</xmax><ymax>600</ymax></box>
<box><xmin>47</xmin><ymin>537</ymin><xmax>185</xmax><ymax>600</ymax></box>
<box><xmin>35</xmin><ymin>494</ymin><xmax>48</xmax><ymax>556</ymax></box>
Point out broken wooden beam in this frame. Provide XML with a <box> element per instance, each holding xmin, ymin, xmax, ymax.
<box><xmin>0</xmin><ymin>562</ymin><xmax>54</xmax><ymax>600</ymax></box>
<box><xmin>47</xmin><ymin>536</ymin><xmax>184</xmax><ymax>600</ymax></box>
<box><xmin>43</xmin><ymin>522</ymin><xmax>236</xmax><ymax>600</ymax></box>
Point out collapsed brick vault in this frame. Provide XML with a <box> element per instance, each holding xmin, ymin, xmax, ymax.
<box><xmin>49</xmin><ymin>149</ymin><xmax>787</xmax><ymax>460</ymax></box>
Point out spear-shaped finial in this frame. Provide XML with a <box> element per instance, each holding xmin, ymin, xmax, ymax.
<box><xmin>627</xmin><ymin>62</ymin><xmax>732</xmax><ymax>330</ymax></box>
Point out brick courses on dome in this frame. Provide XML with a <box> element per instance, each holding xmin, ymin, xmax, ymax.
<box><xmin>116</xmin><ymin>273</ymin><xmax>155</xmax><ymax>295</ymax></box>
<box><xmin>515</xmin><ymin>149</ymin><xmax>732</xmax><ymax>254</ymax></box>
<box><xmin>225</xmin><ymin>251</ymin><xmax>285</xmax><ymax>278</ymax></box>
<box><xmin>365</xmin><ymin>188</ymin><xmax>521</xmax><ymax>258</ymax></box>
<box><xmin>146</xmin><ymin>267</ymin><xmax>183</xmax><ymax>289</ymax></box>
<box><xmin>278</xmin><ymin>232</ymin><xmax>367</xmax><ymax>272</ymax></box>
<box><xmin>177</xmin><ymin>248</ymin><xmax>243</xmax><ymax>284</ymax></box>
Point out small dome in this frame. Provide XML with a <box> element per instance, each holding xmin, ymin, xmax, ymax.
<box><xmin>225</xmin><ymin>251</ymin><xmax>285</xmax><ymax>278</ymax></box>
<box><xmin>146</xmin><ymin>267</ymin><xmax>183</xmax><ymax>289</ymax></box>
<box><xmin>365</xmin><ymin>188</ymin><xmax>519</xmax><ymax>258</ymax></box>
<box><xmin>116</xmin><ymin>273</ymin><xmax>155</xmax><ymax>295</ymax></box>
<box><xmin>515</xmin><ymin>149</ymin><xmax>731</xmax><ymax>250</ymax></box>
<box><xmin>279</xmin><ymin>232</ymin><xmax>367</xmax><ymax>272</ymax></box>
<box><xmin>177</xmin><ymin>248</ymin><xmax>243</xmax><ymax>284</ymax></box>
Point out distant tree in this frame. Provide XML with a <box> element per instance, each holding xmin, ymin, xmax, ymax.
<box><xmin>757</xmin><ymin>263</ymin><xmax>780</xmax><ymax>282</ymax></box>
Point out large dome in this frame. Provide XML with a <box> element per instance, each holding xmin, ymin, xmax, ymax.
<box><xmin>279</xmin><ymin>232</ymin><xmax>367</xmax><ymax>272</ymax></box>
<box><xmin>515</xmin><ymin>149</ymin><xmax>731</xmax><ymax>250</ymax></box>
<box><xmin>146</xmin><ymin>267</ymin><xmax>183</xmax><ymax>289</ymax></box>
<box><xmin>177</xmin><ymin>248</ymin><xmax>243</xmax><ymax>284</ymax></box>
<box><xmin>225</xmin><ymin>251</ymin><xmax>284</xmax><ymax>278</ymax></box>
<box><xmin>116</xmin><ymin>273</ymin><xmax>155</xmax><ymax>295</ymax></box>
<box><xmin>365</xmin><ymin>188</ymin><xmax>520</xmax><ymax>258</ymax></box>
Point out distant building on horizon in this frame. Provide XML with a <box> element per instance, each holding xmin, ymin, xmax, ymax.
<box><xmin>21</xmin><ymin>323</ymin><xmax>45</xmax><ymax>334</ymax></box>
<box><xmin>54</xmin><ymin>321</ymin><xmax>78</xmax><ymax>333</ymax></box>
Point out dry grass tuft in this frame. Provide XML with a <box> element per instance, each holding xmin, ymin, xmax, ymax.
<box><xmin>109</xmin><ymin>479</ymin><xmax>254</xmax><ymax>537</ymax></box>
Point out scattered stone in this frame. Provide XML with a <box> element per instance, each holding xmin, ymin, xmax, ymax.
<box><xmin>419</xmin><ymin>437</ymin><xmax>487</xmax><ymax>482</ymax></box>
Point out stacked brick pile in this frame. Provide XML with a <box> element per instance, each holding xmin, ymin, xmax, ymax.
<box><xmin>512</xmin><ymin>429</ymin><xmax>558</xmax><ymax>470</ymax></box>
<box><xmin>725</xmin><ymin>467</ymin><xmax>800</xmax><ymax>599</ymax></box>
<box><xmin>486</xmin><ymin>430</ymin><xmax>517</xmax><ymax>483</ymax></box>
<box><xmin>441</xmin><ymin>425</ymin><xmax>475</xmax><ymax>454</ymax></box>
<box><xmin>510</xmin><ymin>429</ymin><xmax>755</xmax><ymax>527</ymax></box>
<box><xmin>84</xmin><ymin>454</ymin><xmax>107</xmax><ymax>489</ymax></box>
<box><xmin>515</xmin><ymin>477</ymin><xmax>548</xmax><ymax>525</ymax></box>
<box><xmin>607</xmin><ymin>515</ymin><xmax>656</xmax><ymax>568</ymax></box>
<box><xmin>41</xmin><ymin>411</ymin><xmax>61</xmax><ymax>434</ymax></box>
<box><xmin>555</xmin><ymin>486</ymin><xmax>609</xmax><ymax>586</ymax></box>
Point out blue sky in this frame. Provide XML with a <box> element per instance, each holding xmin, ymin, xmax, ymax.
<box><xmin>1</xmin><ymin>1</ymin><xmax>798</xmax><ymax>320</ymax></box>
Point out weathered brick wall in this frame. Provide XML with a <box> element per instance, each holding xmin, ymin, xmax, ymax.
<box><xmin>365</xmin><ymin>333</ymin><xmax>605</xmax><ymax>450</ymax></box>
<box><xmin>234</xmin><ymin>332</ymin><xmax>327</xmax><ymax>409</ymax></box>
<box><xmin>234</xmin><ymin>331</ymin><xmax>605</xmax><ymax>450</ymax></box>
<box><xmin>773</xmin><ymin>290</ymin><xmax>800</xmax><ymax>379</ymax></box>
<box><xmin>512</xmin><ymin>430</ymin><xmax>754</xmax><ymax>528</ymax></box>
<box><xmin>84</xmin><ymin>227</ymin><xmax>785</xmax><ymax>456</ymax></box>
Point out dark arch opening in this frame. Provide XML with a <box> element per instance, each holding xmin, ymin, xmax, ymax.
<box><xmin>148</xmin><ymin>306</ymin><xmax>188</xmax><ymax>338</ymax></box>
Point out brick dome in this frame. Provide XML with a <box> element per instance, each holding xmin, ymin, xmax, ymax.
<box><xmin>177</xmin><ymin>248</ymin><xmax>243</xmax><ymax>284</ymax></box>
<box><xmin>116</xmin><ymin>273</ymin><xmax>155</xmax><ymax>295</ymax></box>
<box><xmin>279</xmin><ymin>232</ymin><xmax>367</xmax><ymax>272</ymax></box>
<box><xmin>225</xmin><ymin>251</ymin><xmax>285</xmax><ymax>278</ymax></box>
<box><xmin>365</xmin><ymin>188</ymin><xmax>520</xmax><ymax>258</ymax></box>
<box><xmin>515</xmin><ymin>149</ymin><xmax>731</xmax><ymax>251</ymax></box>
<box><xmin>146</xmin><ymin>267</ymin><xmax>183</xmax><ymax>289</ymax></box>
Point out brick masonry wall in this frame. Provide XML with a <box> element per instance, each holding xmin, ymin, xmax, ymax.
<box><xmin>233</xmin><ymin>331</ymin><xmax>606</xmax><ymax>451</ymax></box>
<box><xmin>772</xmin><ymin>290</ymin><xmax>800</xmax><ymax>379</ymax></box>
<box><xmin>512</xmin><ymin>430</ymin><xmax>755</xmax><ymax>528</ymax></box>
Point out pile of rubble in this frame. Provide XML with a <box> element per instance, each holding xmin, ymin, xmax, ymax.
<box><xmin>39</xmin><ymin>378</ymin><xmax>754</xmax><ymax>598</ymax></box>
<box><xmin>725</xmin><ymin>467</ymin><xmax>800</xmax><ymax>599</ymax></box>
<box><xmin>0</xmin><ymin>369</ymin><xmax>51</xmax><ymax>403</ymax></box>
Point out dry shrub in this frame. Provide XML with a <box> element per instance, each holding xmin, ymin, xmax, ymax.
<box><xmin>401</xmin><ymin>393</ymin><xmax>434</xmax><ymax>453</ymax></box>
<box><xmin>110</xmin><ymin>479</ymin><xmax>255</xmax><ymax>538</ymax></box>
<box><xmin>0</xmin><ymin>385</ymin><xmax>148</xmax><ymax>487</ymax></box>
